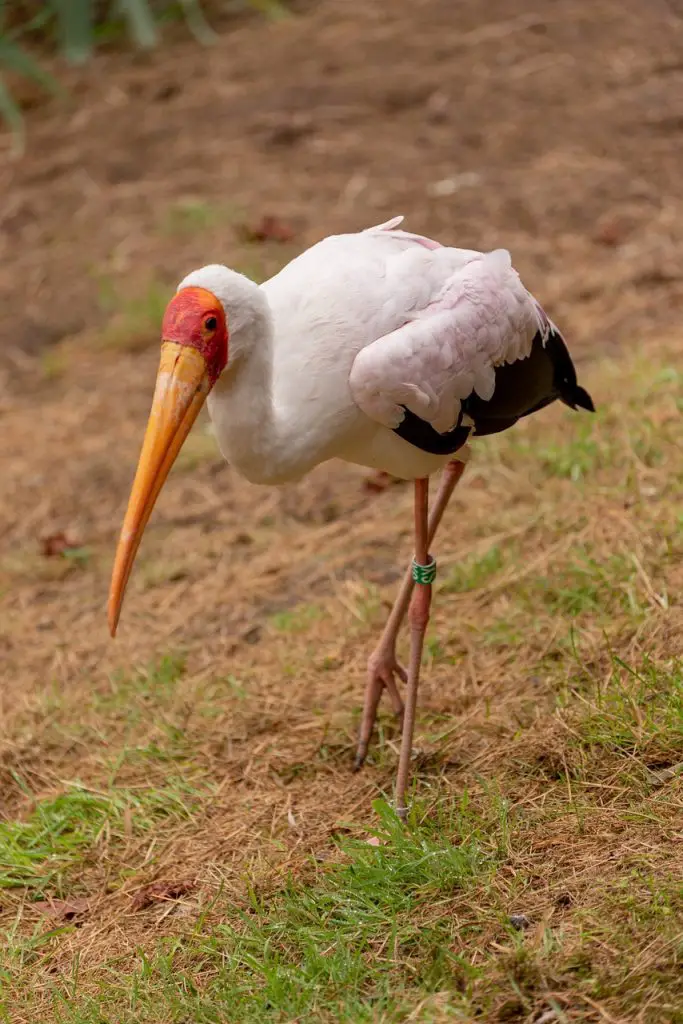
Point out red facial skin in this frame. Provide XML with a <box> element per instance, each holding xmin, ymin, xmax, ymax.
<box><xmin>161</xmin><ymin>286</ymin><xmax>229</xmax><ymax>386</ymax></box>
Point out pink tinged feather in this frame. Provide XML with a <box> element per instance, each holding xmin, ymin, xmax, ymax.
<box><xmin>349</xmin><ymin>242</ymin><xmax>543</xmax><ymax>438</ymax></box>
<box><xmin>367</xmin><ymin>215</ymin><xmax>406</xmax><ymax>232</ymax></box>
<box><xmin>386</xmin><ymin>229</ymin><xmax>443</xmax><ymax>251</ymax></box>
<box><xmin>473</xmin><ymin>363</ymin><xmax>496</xmax><ymax>402</ymax></box>
<box><xmin>366</xmin><ymin>214</ymin><xmax>443</xmax><ymax>252</ymax></box>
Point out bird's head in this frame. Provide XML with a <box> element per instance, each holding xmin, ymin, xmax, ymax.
<box><xmin>107</xmin><ymin>265</ymin><xmax>262</xmax><ymax>638</ymax></box>
<box><xmin>161</xmin><ymin>284</ymin><xmax>229</xmax><ymax>387</ymax></box>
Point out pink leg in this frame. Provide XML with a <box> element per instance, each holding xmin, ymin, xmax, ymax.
<box><xmin>395</xmin><ymin>477</ymin><xmax>432</xmax><ymax>819</ymax></box>
<box><xmin>354</xmin><ymin>459</ymin><xmax>466</xmax><ymax>770</ymax></box>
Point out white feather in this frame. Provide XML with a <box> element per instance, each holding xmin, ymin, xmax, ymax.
<box><xmin>181</xmin><ymin>220</ymin><xmax>548</xmax><ymax>483</ymax></box>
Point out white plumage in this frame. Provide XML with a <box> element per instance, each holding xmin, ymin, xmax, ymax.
<box><xmin>180</xmin><ymin>217</ymin><xmax>547</xmax><ymax>484</ymax></box>
<box><xmin>110</xmin><ymin>215</ymin><xmax>593</xmax><ymax>819</ymax></box>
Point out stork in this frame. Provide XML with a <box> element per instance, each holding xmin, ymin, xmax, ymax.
<box><xmin>108</xmin><ymin>217</ymin><xmax>594</xmax><ymax>819</ymax></box>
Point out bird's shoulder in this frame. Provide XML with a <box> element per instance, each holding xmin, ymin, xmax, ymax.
<box><xmin>262</xmin><ymin>221</ymin><xmax>484</xmax><ymax>328</ymax></box>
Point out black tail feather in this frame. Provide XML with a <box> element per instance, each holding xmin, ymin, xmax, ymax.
<box><xmin>546</xmin><ymin>328</ymin><xmax>596</xmax><ymax>414</ymax></box>
<box><xmin>568</xmin><ymin>385</ymin><xmax>595</xmax><ymax>413</ymax></box>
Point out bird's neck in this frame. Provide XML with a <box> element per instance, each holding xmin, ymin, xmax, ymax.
<box><xmin>207</xmin><ymin>294</ymin><xmax>319</xmax><ymax>484</ymax></box>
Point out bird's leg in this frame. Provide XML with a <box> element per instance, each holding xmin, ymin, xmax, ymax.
<box><xmin>394</xmin><ymin>477</ymin><xmax>434</xmax><ymax>820</ymax></box>
<box><xmin>354</xmin><ymin>459</ymin><xmax>465</xmax><ymax>770</ymax></box>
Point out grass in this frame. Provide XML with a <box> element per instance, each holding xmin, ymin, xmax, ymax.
<box><xmin>159</xmin><ymin>197</ymin><xmax>242</xmax><ymax>238</ymax></box>
<box><xmin>441</xmin><ymin>543</ymin><xmax>504</xmax><ymax>593</ymax></box>
<box><xmin>0</xmin><ymin>779</ymin><xmax>206</xmax><ymax>895</ymax></box>
<box><xmin>527</xmin><ymin>547</ymin><xmax>643</xmax><ymax>619</ymax></box>
<box><xmin>74</xmin><ymin>799</ymin><xmax>492</xmax><ymax>1022</ymax></box>
<box><xmin>270</xmin><ymin>603</ymin><xmax>325</xmax><ymax>634</ymax></box>
<box><xmin>576</xmin><ymin>654</ymin><xmax>683</xmax><ymax>762</ymax></box>
<box><xmin>1</xmin><ymin>338</ymin><xmax>682</xmax><ymax>1021</ymax></box>
<box><xmin>536</xmin><ymin>420</ymin><xmax>607</xmax><ymax>481</ymax></box>
<box><xmin>96</xmin><ymin>276</ymin><xmax>173</xmax><ymax>352</ymax></box>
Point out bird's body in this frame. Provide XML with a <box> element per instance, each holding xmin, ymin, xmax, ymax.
<box><xmin>179</xmin><ymin>217</ymin><xmax>591</xmax><ymax>486</ymax></box>
<box><xmin>109</xmin><ymin>216</ymin><xmax>594</xmax><ymax>818</ymax></box>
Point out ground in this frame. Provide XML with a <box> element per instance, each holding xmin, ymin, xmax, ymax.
<box><xmin>0</xmin><ymin>1</ymin><xmax>682</xmax><ymax>1021</ymax></box>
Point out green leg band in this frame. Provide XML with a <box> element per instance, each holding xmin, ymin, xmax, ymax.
<box><xmin>411</xmin><ymin>555</ymin><xmax>437</xmax><ymax>585</ymax></box>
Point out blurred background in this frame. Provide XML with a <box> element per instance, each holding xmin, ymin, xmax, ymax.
<box><xmin>1</xmin><ymin>0</ymin><xmax>682</xmax><ymax>369</ymax></box>
<box><xmin>1</xmin><ymin>3</ymin><xmax>682</xmax><ymax>1020</ymax></box>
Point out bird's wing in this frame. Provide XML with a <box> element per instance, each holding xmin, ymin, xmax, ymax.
<box><xmin>348</xmin><ymin>246</ymin><xmax>547</xmax><ymax>434</ymax></box>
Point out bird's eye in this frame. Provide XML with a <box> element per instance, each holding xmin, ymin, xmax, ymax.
<box><xmin>204</xmin><ymin>316</ymin><xmax>218</xmax><ymax>331</ymax></box>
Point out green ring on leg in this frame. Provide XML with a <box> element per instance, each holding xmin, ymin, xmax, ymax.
<box><xmin>411</xmin><ymin>555</ymin><xmax>436</xmax><ymax>585</ymax></box>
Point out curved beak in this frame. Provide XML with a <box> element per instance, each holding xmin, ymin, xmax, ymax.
<box><xmin>108</xmin><ymin>341</ymin><xmax>210</xmax><ymax>637</ymax></box>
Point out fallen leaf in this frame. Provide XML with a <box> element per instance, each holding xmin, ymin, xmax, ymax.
<box><xmin>363</xmin><ymin>471</ymin><xmax>403</xmax><ymax>494</ymax></box>
<box><xmin>592</xmin><ymin>218</ymin><xmax>624</xmax><ymax>247</ymax></box>
<box><xmin>33</xmin><ymin>896</ymin><xmax>90</xmax><ymax>921</ymax></box>
<box><xmin>40</xmin><ymin>531</ymin><xmax>75</xmax><ymax>557</ymax></box>
<box><xmin>241</xmin><ymin>624</ymin><xmax>262</xmax><ymax>645</ymax></box>
<box><xmin>262</xmin><ymin>117</ymin><xmax>314</xmax><ymax>149</ymax></box>
<box><xmin>239</xmin><ymin>215</ymin><xmax>295</xmax><ymax>244</ymax></box>
<box><xmin>507</xmin><ymin>917</ymin><xmax>532</xmax><ymax>933</ymax></box>
<box><xmin>509</xmin><ymin>913</ymin><xmax>532</xmax><ymax>931</ymax></box>
<box><xmin>131</xmin><ymin>879</ymin><xmax>196</xmax><ymax>911</ymax></box>
<box><xmin>646</xmin><ymin>761</ymin><xmax>683</xmax><ymax>788</ymax></box>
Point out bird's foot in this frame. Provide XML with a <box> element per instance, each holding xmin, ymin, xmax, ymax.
<box><xmin>367</xmin><ymin>646</ymin><xmax>407</xmax><ymax>717</ymax></box>
<box><xmin>353</xmin><ymin>646</ymin><xmax>406</xmax><ymax>770</ymax></box>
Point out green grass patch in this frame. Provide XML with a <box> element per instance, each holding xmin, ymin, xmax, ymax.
<box><xmin>576</xmin><ymin>655</ymin><xmax>683</xmax><ymax>764</ymax></box>
<box><xmin>5</xmin><ymin>799</ymin><xmax>495</xmax><ymax>1021</ymax></box>
<box><xmin>159</xmin><ymin>197</ymin><xmax>242</xmax><ymax>237</ymax></box>
<box><xmin>441</xmin><ymin>544</ymin><xmax>504</xmax><ymax>594</ymax></box>
<box><xmin>93</xmin><ymin>653</ymin><xmax>186</xmax><ymax>716</ymax></box>
<box><xmin>534</xmin><ymin>416</ymin><xmax>617</xmax><ymax>481</ymax></box>
<box><xmin>524</xmin><ymin>547</ymin><xmax>642</xmax><ymax>619</ymax></box>
<box><xmin>270</xmin><ymin>603</ymin><xmax>325</xmax><ymax>634</ymax></box>
<box><xmin>0</xmin><ymin>778</ymin><xmax>207</xmax><ymax>896</ymax></box>
<box><xmin>481</xmin><ymin>615</ymin><xmax>525</xmax><ymax>650</ymax></box>
<box><xmin>96</xmin><ymin>277</ymin><xmax>173</xmax><ymax>352</ymax></box>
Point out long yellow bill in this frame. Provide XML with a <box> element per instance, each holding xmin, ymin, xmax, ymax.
<box><xmin>108</xmin><ymin>341</ymin><xmax>210</xmax><ymax>637</ymax></box>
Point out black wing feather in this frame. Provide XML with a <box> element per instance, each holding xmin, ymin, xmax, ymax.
<box><xmin>392</xmin><ymin>326</ymin><xmax>595</xmax><ymax>456</ymax></box>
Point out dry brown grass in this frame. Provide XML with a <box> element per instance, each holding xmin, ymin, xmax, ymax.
<box><xmin>1</xmin><ymin>327</ymin><xmax>681</xmax><ymax>1021</ymax></box>
<box><xmin>1</xmin><ymin>0</ymin><xmax>683</xmax><ymax>1019</ymax></box>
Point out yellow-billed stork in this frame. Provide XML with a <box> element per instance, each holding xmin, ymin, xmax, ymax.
<box><xmin>108</xmin><ymin>216</ymin><xmax>594</xmax><ymax>818</ymax></box>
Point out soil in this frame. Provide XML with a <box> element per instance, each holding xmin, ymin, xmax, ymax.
<box><xmin>1</xmin><ymin>0</ymin><xmax>683</xmax><ymax>380</ymax></box>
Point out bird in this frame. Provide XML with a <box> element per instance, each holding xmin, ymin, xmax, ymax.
<box><xmin>108</xmin><ymin>215</ymin><xmax>594</xmax><ymax>820</ymax></box>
